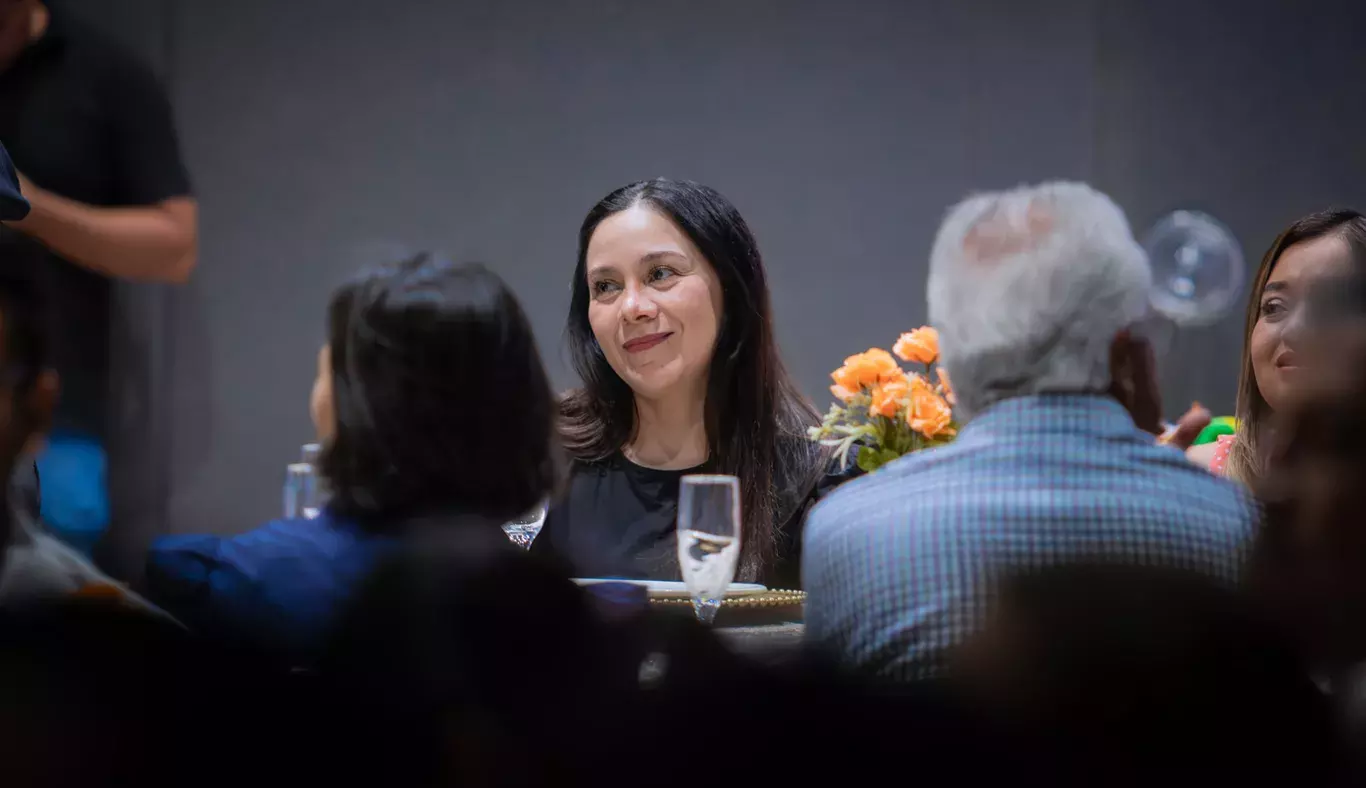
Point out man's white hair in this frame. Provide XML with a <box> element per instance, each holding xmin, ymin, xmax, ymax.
<box><xmin>927</xmin><ymin>181</ymin><xmax>1151</xmax><ymax>419</ymax></box>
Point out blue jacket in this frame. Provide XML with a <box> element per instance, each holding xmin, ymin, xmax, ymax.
<box><xmin>146</xmin><ymin>512</ymin><xmax>396</xmax><ymax>661</ymax></box>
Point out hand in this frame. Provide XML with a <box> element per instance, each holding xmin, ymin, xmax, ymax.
<box><xmin>1158</xmin><ymin>403</ymin><xmax>1213</xmax><ymax>452</ymax></box>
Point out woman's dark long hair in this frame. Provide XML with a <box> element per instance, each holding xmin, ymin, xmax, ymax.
<box><xmin>1230</xmin><ymin>209</ymin><xmax>1366</xmax><ymax>486</ymax></box>
<box><xmin>321</xmin><ymin>254</ymin><xmax>560</xmax><ymax>529</ymax></box>
<box><xmin>560</xmin><ymin>179</ymin><xmax>823</xmax><ymax>581</ymax></box>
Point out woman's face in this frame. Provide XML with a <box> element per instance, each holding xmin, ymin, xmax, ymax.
<box><xmin>584</xmin><ymin>204</ymin><xmax>724</xmax><ymax>401</ymax></box>
<box><xmin>1251</xmin><ymin>235</ymin><xmax>1354</xmax><ymax>412</ymax></box>
<box><xmin>310</xmin><ymin>344</ymin><xmax>335</xmax><ymax>442</ymax></box>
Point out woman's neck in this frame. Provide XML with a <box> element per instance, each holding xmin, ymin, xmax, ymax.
<box><xmin>625</xmin><ymin>386</ymin><xmax>708</xmax><ymax>470</ymax></box>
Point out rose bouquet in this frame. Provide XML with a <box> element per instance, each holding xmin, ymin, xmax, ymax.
<box><xmin>808</xmin><ymin>327</ymin><xmax>958</xmax><ymax>472</ymax></box>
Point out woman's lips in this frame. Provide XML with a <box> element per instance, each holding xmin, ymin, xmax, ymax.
<box><xmin>624</xmin><ymin>332</ymin><xmax>672</xmax><ymax>353</ymax></box>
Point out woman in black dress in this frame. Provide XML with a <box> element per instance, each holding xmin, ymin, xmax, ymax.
<box><xmin>532</xmin><ymin>178</ymin><xmax>846</xmax><ymax>587</ymax></box>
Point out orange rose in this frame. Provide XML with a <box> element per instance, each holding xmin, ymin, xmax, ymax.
<box><xmin>908</xmin><ymin>374</ymin><xmax>955</xmax><ymax>439</ymax></box>
<box><xmin>868</xmin><ymin>373</ymin><xmax>910</xmax><ymax>418</ymax></box>
<box><xmin>830</xmin><ymin>384</ymin><xmax>859</xmax><ymax>403</ymax></box>
<box><xmin>831</xmin><ymin>348</ymin><xmax>902</xmax><ymax>393</ymax></box>
<box><xmin>893</xmin><ymin>327</ymin><xmax>939</xmax><ymax>366</ymax></box>
<box><xmin>936</xmin><ymin>366</ymin><xmax>956</xmax><ymax>406</ymax></box>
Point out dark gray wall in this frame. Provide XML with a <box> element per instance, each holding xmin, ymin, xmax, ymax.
<box><xmin>1095</xmin><ymin>0</ymin><xmax>1366</xmax><ymax>418</ymax></box>
<box><xmin>63</xmin><ymin>1</ymin><xmax>1366</xmax><ymax>558</ymax></box>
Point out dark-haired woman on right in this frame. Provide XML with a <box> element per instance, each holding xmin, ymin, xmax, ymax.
<box><xmin>532</xmin><ymin>178</ymin><xmax>855</xmax><ymax>588</ymax></box>
<box><xmin>146</xmin><ymin>254</ymin><xmax>560</xmax><ymax>662</ymax></box>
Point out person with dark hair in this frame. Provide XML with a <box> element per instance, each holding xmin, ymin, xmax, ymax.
<box><xmin>532</xmin><ymin>178</ymin><xmax>844</xmax><ymax>587</ymax></box>
<box><xmin>1</xmin><ymin>0</ymin><xmax>197</xmax><ymax>553</ymax></box>
<box><xmin>146</xmin><ymin>254</ymin><xmax>560</xmax><ymax>662</ymax></box>
<box><xmin>1190</xmin><ymin>209</ymin><xmax>1366</xmax><ymax>485</ymax></box>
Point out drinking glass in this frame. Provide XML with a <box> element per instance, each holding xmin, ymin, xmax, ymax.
<box><xmin>676</xmin><ymin>474</ymin><xmax>741</xmax><ymax>624</ymax></box>
<box><xmin>502</xmin><ymin>501</ymin><xmax>547</xmax><ymax>549</ymax></box>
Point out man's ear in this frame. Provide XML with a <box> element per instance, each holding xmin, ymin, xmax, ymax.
<box><xmin>1108</xmin><ymin>329</ymin><xmax>1134</xmax><ymax>398</ymax></box>
<box><xmin>1109</xmin><ymin>329</ymin><xmax>1164</xmax><ymax>435</ymax></box>
<box><xmin>18</xmin><ymin>369</ymin><xmax>57</xmax><ymax>457</ymax></box>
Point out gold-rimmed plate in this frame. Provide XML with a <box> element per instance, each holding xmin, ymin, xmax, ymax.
<box><xmin>648</xmin><ymin>589</ymin><xmax>805</xmax><ymax>608</ymax></box>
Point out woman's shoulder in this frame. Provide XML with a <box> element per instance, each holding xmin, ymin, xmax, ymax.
<box><xmin>145</xmin><ymin>513</ymin><xmax>389</xmax><ymax>646</ymax></box>
<box><xmin>148</xmin><ymin>513</ymin><xmax>370</xmax><ymax>581</ymax></box>
<box><xmin>771</xmin><ymin>434</ymin><xmax>863</xmax><ymax>514</ymax></box>
<box><xmin>1187</xmin><ymin>435</ymin><xmax>1236</xmax><ymax>475</ymax></box>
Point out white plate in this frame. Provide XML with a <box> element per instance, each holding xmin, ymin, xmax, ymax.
<box><xmin>572</xmin><ymin>578</ymin><xmax>767</xmax><ymax>599</ymax></box>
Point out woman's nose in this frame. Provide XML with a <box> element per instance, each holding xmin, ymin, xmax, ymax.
<box><xmin>1284</xmin><ymin>303</ymin><xmax>1311</xmax><ymax>346</ymax></box>
<box><xmin>621</xmin><ymin>285</ymin><xmax>658</xmax><ymax>321</ymax></box>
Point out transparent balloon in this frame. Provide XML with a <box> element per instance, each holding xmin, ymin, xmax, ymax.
<box><xmin>1143</xmin><ymin>211</ymin><xmax>1245</xmax><ymax>327</ymax></box>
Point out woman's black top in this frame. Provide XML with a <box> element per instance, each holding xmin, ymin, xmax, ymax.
<box><xmin>530</xmin><ymin>447</ymin><xmax>857</xmax><ymax>588</ymax></box>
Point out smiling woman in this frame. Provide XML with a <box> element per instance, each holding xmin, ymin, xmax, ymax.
<box><xmin>1192</xmin><ymin>209</ymin><xmax>1366</xmax><ymax>486</ymax></box>
<box><xmin>533</xmin><ymin>179</ymin><xmax>851</xmax><ymax>587</ymax></box>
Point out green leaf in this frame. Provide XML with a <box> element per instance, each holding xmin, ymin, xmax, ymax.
<box><xmin>857</xmin><ymin>446</ymin><xmax>904</xmax><ymax>473</ymax></box>
<box><xmin>901</xmin><ymin>426</ymin><xmax>917</xmax><ymax>455</ymax></box>
<box><xmin>856</xmin><ymin>447</ymin><xmax>886</xmax><ymax>473</ymax></box>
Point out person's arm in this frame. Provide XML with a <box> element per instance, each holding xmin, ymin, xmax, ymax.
<box><xmin>7</xmin><ymin>174</ymin><xmax>197</xmax><ymax>283</ymax></box>
<box><xmin>6</xmin><ymin>36</ymin><xmax>196</xmax><ymax>283</ymax></box>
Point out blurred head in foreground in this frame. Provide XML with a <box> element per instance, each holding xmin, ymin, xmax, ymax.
<box><xmin>928</xmin><ymin>182</ymin><xmax>1158</xmax><ymax>427</ymax></box>
<box><xmin>956</xmin><ymin>561</ymin><xmax>1335</xmax><ymax>779</ymax></box>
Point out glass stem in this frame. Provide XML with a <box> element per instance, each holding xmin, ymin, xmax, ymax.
<box><xmin>693</xmin><ymin>597</ymin><xmax>722</xmax><ymax>625</ymax></box>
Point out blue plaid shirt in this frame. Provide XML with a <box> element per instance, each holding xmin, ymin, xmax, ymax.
<box><xmin>802</xmin><ymin>394</ymin><xmax>1256</xmax><ymax>681</ymax></box>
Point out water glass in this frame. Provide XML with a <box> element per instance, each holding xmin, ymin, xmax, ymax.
<box><xmin>676</xmin><ymin>474</ymin><xmax>741</xmax><ymax>624</ymax></box>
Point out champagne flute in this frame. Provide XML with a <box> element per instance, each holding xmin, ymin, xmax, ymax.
<box><xmin>676</xmin><ymin>474</ymin><xmax>741</xmax><ymax>624</ymax></box>
<box><xmin>502</xmin><ymin>500</ymin><xmax>547</xmax><ymax>549</ymax></box>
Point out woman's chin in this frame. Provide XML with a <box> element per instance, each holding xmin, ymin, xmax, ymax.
<box><xmin>619</xmin><ymin>365</ymin><xmax>690</xmax><ymax>400</ymax></box>
<box><xmin>623</xmin><ymin>377</ymin><xmax>678</xmax><ymax>400</ymax></box>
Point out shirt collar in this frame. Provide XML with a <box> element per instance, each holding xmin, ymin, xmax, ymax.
<box><xmin>960</xmin><ymin>394</ymin><xmax>1141</xmax><ymax>440</ymax></box>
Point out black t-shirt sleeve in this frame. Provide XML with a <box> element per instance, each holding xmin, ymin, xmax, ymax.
<box><xmin>100</xmin><ymin>49</ymin><xmax>192</xmax><ymax>206</ymax></box>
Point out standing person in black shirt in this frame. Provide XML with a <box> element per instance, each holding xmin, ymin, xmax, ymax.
<box><xmin>533</xmin><ymin>178</ymin><xmax>852</xmax><ymax>588</ymax></box>
<box><xmin>0</xmin><ymin>0</ymin><xmax>196</xmax><ymax>553</ymax></box>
